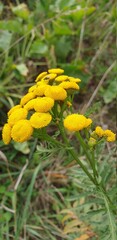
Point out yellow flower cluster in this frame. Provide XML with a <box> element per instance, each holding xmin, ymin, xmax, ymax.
<box><xmin>63</xmin><ymin>116</ymin><xmax>116</xmax><ymax>143</ymax></box>
<box><xmin>2</xmin><ymin>68</ymin><xmax>81</xmax><ymax>144</ymax></box>
<box><xmin>94</xmin><ymin>126</ymin><xmax>116</xmax><ymax>142</ymax></box>
<box><xmin>89</xmin><ymin>126</ymin><xmax>116</xmax><ymax>143</ymax></box>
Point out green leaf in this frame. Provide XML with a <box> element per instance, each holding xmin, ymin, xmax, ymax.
<box><xmin>0</xmin><ymin>186</ymin><xmax>6</xmax><ymax>194</ymax></box>
<box><xmin>103</xmin><ymin>79</ymin><xmax>116</xmax><ymax>103</ymax></box>
<box><xmin>0</xmin><ymin>20</ymin><xmax>22</xmax><ymax>33</ymax></box>
<box><xmin>15</xmin><ymin>164</ymin><xmax>41</xmax><ymax>238</ymax></box>
<box><xmin>0</xmin><ymin>212</ymin><xmax>12</xmax><ymax>223</ymax></box>
<box><xmin>0</xmin><ymin>30</ymin><xmax>12</xmax><ymax>51</ymax></box>
<box><xmin>5</xmin><ymin>191</ymin><xmax>14</xmax><ymax>198</ymax></box>
<box><xmin>55</xmin><ymin>36</ymin><xmax>72</xmax><ymax>59</ymax></box>
<box><xmin>11</xmin><ymin>3</ymin><xmax>30</xmax><ymax>20</ymax></box>
<box><xmin>30</xmin><ymin>40</ymin><xmax>48</xmax><ymax>56</ymax></box>
<box><xmin>70</xmin><ymin>6</ymin><xmax>96</xmax><ymax>22</ymax></box>
<box><xmin>110</xmin><ymin>5</ymin><xmax>117</xmax><ymax>22</ymax></box>
<box><xmin>57</xmin><ymin>0</ymin><xmax>76</xmax><ymax>10</ymax></box>
<box><xmin>103</xmin><ymin>193</ymin><xmax>116</xmax><ymax>240</ymax></box>
<box><xmin>53</xmin><ymin>20</ymin><xmax>72</xmax><ymax>35</ymax></box>
<box><xmin>3</xmin><ymin>212</ymin><xmax>12</xmax><ymax>222</ymax></box>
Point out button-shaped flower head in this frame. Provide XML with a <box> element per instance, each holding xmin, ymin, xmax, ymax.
<box><xmin>8</xmin><ymin>108</ymin><xmax>28</xmax><ymax>126</ymax></box>
<box><xmin>64</xmin><ymin>114</ymin><xmax>92</xmax><ymax>131</ymax></box>
<box><xmin>34</xmin><ymin>97</ymin><xmax>54</xmax><ymax>112</ymax></box>
<box><xmin>11</xmin><ymin>120</ymin><xmax>33</xmax><ymax>143</ymax></box>
<box><xmin>7</xmin><ymin>105</ymin><xmax>22</xmax><ymax>117</ymax></box>
<box><xmin>44</xmin><ymin>86</ymin><xmax>67</xmax><ymax>101</ymax></box>
<box><xmin>30</xmin><ymin>112</ymin><xmax>52</xmax><ymax>129</ymax></box>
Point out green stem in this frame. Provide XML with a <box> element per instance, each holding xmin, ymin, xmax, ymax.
<box><xmin>58</xmin><ymin>123</ymin><xmax>97</xmax><ymax>185</ymax></box>
<box><xmin>76</xmin><ymin>131</ymin><xmax>99</xmax><ymax>181</ymax></box>
<box><xmin>38</xmin><ymin>128</ymin><xmax>65</xmax><ymax>148</ymax></box>
<box><xmin>75</xmin><ymin>132</ymin><xmax>116</xmax><ymax>214</ymax></box>
<box><xmin>90</xmin><ymin>149</ymin><xmax>99</xmax><ymax>178</ymax></box>
<box><xmin>99</xmin><ymin>185</ymin><xmax>116</xmax><ymax>214</ymax></box>
<box><xmin>54</xmin><ymin>118</ymin><xmax>116</xmax><ymax>240</ymax></box>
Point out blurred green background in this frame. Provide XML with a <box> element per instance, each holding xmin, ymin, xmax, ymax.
<box><xmin>0</xmin><ymin>1</ymin><xmax>116</xmax><ymax>240</ymax></box>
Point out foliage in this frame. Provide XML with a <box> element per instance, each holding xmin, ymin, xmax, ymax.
<box><xmin>0</xmin><ymin>0</ymin><xmax>116</xmax><ymax>240</ymax></box>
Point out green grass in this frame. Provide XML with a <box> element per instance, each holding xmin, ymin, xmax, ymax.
<box><xmin>0</xmin><ymin>0</ymin><xmax>116</xmax><ymax>239</ymax></box>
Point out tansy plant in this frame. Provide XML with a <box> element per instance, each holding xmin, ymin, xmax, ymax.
<box><xmin>2</xmin><ymin>68</ymin><xmax>116</xmax><ymax>238</ymax></box>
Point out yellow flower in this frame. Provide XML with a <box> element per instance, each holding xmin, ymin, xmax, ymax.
<box><xmin>64</xmin><ymin>114</ymin><xmax>87</xmax><ymax>131</ymax></box>
<box><xmin>48</xmin><ymin>68</ymin><xmax>64</xmax><ymax>74</ymax></box>
<box><xmin>24</xmin><ymin>99</ymin><xmax>36</xmax><ymax>110</ymax></box>
<box><xmin>95</xmin><ymin>126</ymin><xmax>104</xmax><ymax>137</ymax></box>
<box><xmin>20</xmin><ymin>92</ymin><xmax>35</xmax><ymax>106</ymax></box>
<box><xmin>30</xmin><ymin>112</ymin><xmax>52</xmax><ymax>129</ymax></box>
<box><xmin>7</xmin><ymin>105</ymin><xmax>22</xmax><ymax>117</ymax></box>
<box><xmin>8</xmin><ymin>108</ymin><xmax>28</xmax><ymax>126</ymax></box>
<box><xmin>33</xmin><ymin>85</ymin><xmax>48</xmax><ymax>97</ymax></box>
<box><xmin>28</xmin><ymin>85</ymin><xmax>37</xmax><ymax>93</ymax></box>
<box><xmin>34</xmin><ymin>97</ymin><xmax>54</xmax><ymax>112</ymax></box>
<box><xmin>55</xmin><ymin>75</ymin><xmax>68</xmax><ymax>82</ymax></box>
<box><xmin>44</xmin><ymin>86</ymin><xmax>67</xmax><ymax>101</ymax></box>
<box><xmin>68</xmin><ymin>77</ymin><xmax>81</xmax><ymax>83</ymax></box>
<box><xmin>42</xmin><ymin>73</ymin><xmax>57</xmax><ymax>81</ymax></box>
<box><xmin>59</xmin><ymin>81</ymin><xmax>79</xmax><ymax>90</ymax></box>
<box><xmin>104</xmin><ymin>130</ymin><xmax>116</xmax><ymax>142</ymax></box>
<box><xmin>11</xmin><ymin>120</ymin><xmax>33</xmax><ymax>143</ymax></box>
<box><xmin>35</xmin><ymin>72</ymin><xmax>47</xmax><ymax>82</ymax></box>
<box><xmin>2</xmin><ymin>123</ymin><xmax>11</xmax><ymax>144</ymax></box>
<box><xmin>84</xmin><ymin>118</ymin><xmax>92</xmax><ymax>128</ymax></box>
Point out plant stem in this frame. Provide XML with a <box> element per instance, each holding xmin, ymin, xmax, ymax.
<box><xmin>58</xmin><ymin>122</ymin><xmax>97</xmax><ymax>185</ymax></box>
<box><xmin>76</xmin><ymin>131</ymin><xmax>99</xmax><ymax>181</ymax></box>
<box><xmin>74</xmin><ymin>132</ymin><xmax>116</xmax><ymax>215</ymax></box>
